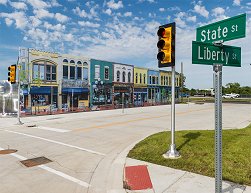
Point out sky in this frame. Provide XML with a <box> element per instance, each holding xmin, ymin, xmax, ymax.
<box><xmin>0</xmin><ymin>0</ymin><xmax>251</xmax><ymax>89</ymax></box>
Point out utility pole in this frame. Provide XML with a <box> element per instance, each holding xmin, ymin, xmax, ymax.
<box><xmin>17</xmin><ymin>48</ymin><xmax>23</xmax><ymax>125</ymax></box>
<box><xmin>181</xmin><ymin>62</ymin><xmax>184</xmax><ymax>103</ymax></box>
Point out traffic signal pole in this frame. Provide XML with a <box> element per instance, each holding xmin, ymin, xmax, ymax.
<box><xmin>17</xmin><ymin>64</ymin><xmax>23</xmax><ymax>125</ymax></box>
<box><xmin>163</xmin><ymin>65</ymin><xmax>180</xmax><ymax>158</ymax></box>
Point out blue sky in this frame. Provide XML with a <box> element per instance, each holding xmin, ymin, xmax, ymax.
<box><xmin>0</xmin><ymin>0</ymin><xmax>251</xmax><ymax>89</ymax></box>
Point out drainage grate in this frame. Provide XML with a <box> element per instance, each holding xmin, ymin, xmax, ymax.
<box><xmin>0</xmin><ymin>149</ymin><xmax>17</xmax><ymax>154</ymax></box>
<box><xmin>20</xmin><ymin>156</ymin><xmax>52</xmax><ymax>167</ymax></box>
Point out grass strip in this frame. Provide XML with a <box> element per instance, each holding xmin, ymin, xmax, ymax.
<box><xmin>128</xmin><ymin>125</ymin><xmax>251</xmax><ymax>186</ymax></box>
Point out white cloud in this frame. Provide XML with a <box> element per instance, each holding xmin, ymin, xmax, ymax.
<box><xmin>78</xmin><ymin>21</ymin><xmax>100</xmax><ymax>28</ymax></box>
<box><xmin>33</xmin><ymin>9</ymin><xmax>54</xmax><ymax>19</ymax></box>
<box><xmin>107</xmin><ymin>0</ymin><xmax>123</xmax><ymax>10</ymax></box>
<box><xmin>233</xmin><ymin>0</ymin><xmax>241</xmax><ymax>6</ymax></box>
<box><xmin>29</xmin><ymin>16</ymin><xmax>42</xmax><ymax>27</ymax></box>
<box><xmin>51</xmin><ymin>0</ymin><xmax>61</xmax><ymax>7</ymax></box>
<box><xmin>26</xmin><ymin>0</ymin><xmax>50</xmax><ymax>9</ymax></box>
<box><xmin>0</xmin><ymin>0</ymin><xmax>7</xmax><ymax>5</ymax></box>
<box><xmin>124</xmin><ymin>12</ymin><xmax>132</xmax><ymax>17</ymax></box>
<box><xmin>174</xmin><ymin>17</ymin><xmax>187</xmax><ymax>28</ymax></box>
<box><xmin>159</xmin><ymin>8</ymin><xmax>165</xmax><ymax>12</ymax></box>
<box><xmin>73</xmin><ymin>7</ymin><xmax>88</xmax><ymax>18</ymax></box>
<box><xmin>187</xmin><ymin>16</ymin><xmax>196</xmax><ymax>22</ymax></box>
<box><xmin>5</xmin><ymin>18</ymin><xmax>13</xmax><ymax>26</ymax></box>
<box><xmin>212</xmin><ymin>7</ymin><xmax>225</xmax><ymax>16</ymax></box>
<box><xmin>9</xmin><ymin>2</ymin><xmax>27</xmax><ymax>10</ymax></box>
<box><xmin>104</xmin><ymin>8</ymin><xmax>112</xmax><ymax>15</ymax></box>
<box><xmin>0</xmin><ymin>12</ymin><xmax>28</xmax><ymax>29</ymax></box>
<box><xmin>194</xmin><ymin>2</ymin><xmax>209</xmax><ymax>18</ymax></box>
<box><xmin>44</xmin><ymin>22</ymin><xmax>65</xmax><ymax>31</ymax></box>
<box><xmin>138</xmin><ymin>0</ymin><xmax>155</xmax><ymax>3</ymax></box>
<box><xmin>55</xmin><ymin>13</ymin><xmax>69</xmax><ymax>23</ymax></box>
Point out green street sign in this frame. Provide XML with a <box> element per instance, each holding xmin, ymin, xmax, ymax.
<box><xmin>192</xmin><ymin>41</ymin><xmax>241</xmax><ymax>67</ymax></box>
<box><xmin>196</xmin><ymin>13</ymin><xmax>246</xmax><ymax>43</ymax></box>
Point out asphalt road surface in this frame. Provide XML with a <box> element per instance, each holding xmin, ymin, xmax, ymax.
<box><xmin>0</xmin><ymin>103</ymin><xmax>250</xmax><ymax>193</ymax></box>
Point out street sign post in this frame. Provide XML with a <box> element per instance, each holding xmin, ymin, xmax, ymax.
<box><xmin>197</xmin><ymin>13</ymin><xmax>246</xmax><ymax>43</ymax></box>
<box><xmin>192</xmin><ymin>41</ymin><xmax>241</xmax><ymax>67</ymax></box>
<box><xmin>192</xmin><ymin>13</ymin><xmax>246</xmax><ymax>193</ymax></box>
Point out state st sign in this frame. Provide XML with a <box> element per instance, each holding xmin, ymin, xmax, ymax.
<box><xmin>196</xmin><ymin>13</ymin><xmax>246</xmax><ymax>43</ymax></box>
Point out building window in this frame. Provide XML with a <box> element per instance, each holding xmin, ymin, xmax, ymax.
<box><xmin>63</xmin><ymin>65</ymin><xmax>68</xmax><ymax>79</ymax></box>
<box><xmin>46</xmin><ymin>65</ymin><xmax>56</xmax><ymax>81</ymax></box>
<box><xmin>63</xmin><ymin>59</ymin><xmax>68</xmax><ymax>63</ymax></box>
<box><xmin>156</xmin><ymin>76</ymin><xmax>158</xmax><ymax>85</ymax></box>
<box><xmin>77</xmin><ymin>61</ymin><xmax>82</xmax><ymax>65</ymax></box>
<box><xmin>161</xmin><ymin>76</ymin><xmax>163</xmax><ymax>85</ymax></box>
<box><xmin>143</xmin><ymin>74</ymin><xmax>146</xmax><ymax>84</ymax></box>
<box><xmin>70</xmin><ymin>60</ymin><xmax>75</xmax><ymax>64</ymax></box>
<box><xmin>149</xmin><ymin>76</ymin><xmax>152</xmax><ymax>84</ymax></box>
<box><xmin>140</xmin><ymin>73</ymin><xmax>142</xmax><ymax>84</ymax></box>
<box><xmin>168</xmin><ymin>77</ymin><xmax>171</xmax><ymax>86</ymax></box>
<box><xmin>152</xmin><ymin>76</ymin><xmax>155</xmax><ymax>84</ymax></box>
<box><xmin>95</xmin><ymin>65</ymin><xmax>100</xmax><ymax>79</ymax></box>
<box><xmin>77</xmin><ymin>67</ymin><xmax>82</xmax><ymax>79</ymax></box>
<box><xmin>128</xmin><ymin>72</ymin><xmax>131</xmax><ymax>83</ymax></box>
<box><xmin>104</xmin><ymin>66</ymin><xmax>109</xmax><ymax>80</ymax></box>
<box><xmin>135</xmin><ymin>73</ymin><xmax>138</xmax><ymax>83</ymax></box>
<box><xmin>70</xmin><ymin>66</ymin><xmax>75</xmax><ymax>79</ymax></box>
<box><xmin>122</xmin><ymin>71</ymin><xmax>126</xmax><ymax>82</ymax></box>
<box><xmin>83</xmin><ymin>67</ymin><xmax>88</xmax><ymax>81</ymax></box>
<box><xmin>117</xmin><ymin>71</ymin><xmax>120</xmax><ymax>82</ymax></box>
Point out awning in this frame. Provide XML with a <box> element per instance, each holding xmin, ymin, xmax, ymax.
<box><xmin>62</xmin><ymin>88</ymin><xmax>89</xmax><ymax>94</ymax></box>
<box><xmin>30</xmin><ymin>86</ymin><xmax>58</xmax><ymax>95</ymax></box>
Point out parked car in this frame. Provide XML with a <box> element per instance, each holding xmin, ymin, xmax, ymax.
<box><xmin>222</xmin><ymin>93</ymin><xmax>240</xmax><ymax>99</ymax></box>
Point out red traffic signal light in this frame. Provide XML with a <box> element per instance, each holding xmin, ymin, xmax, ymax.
<box><xmin>8</xmin><ymin>64</ymin><xmax>16</xmax><ymax>84</ymax></box>
<box><xmin>157</xmin><ymin>22</ymin><xmax>175</xmax><ymax>68</ymax></box>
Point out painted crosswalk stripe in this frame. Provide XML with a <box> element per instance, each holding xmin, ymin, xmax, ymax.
<box><xmin>0</xmin><ymin>147</ymin><xmax>90</xmax><ymax>188</ymax></box>
<box><xmin>36</xmin><ymin>126</ymin><xmax>70</xmax><ymax>133</ymax></box>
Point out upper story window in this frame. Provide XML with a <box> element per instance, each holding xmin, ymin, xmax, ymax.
<box><xmin>77</xmin><ymin>61</ymin><xmax>82</xmax><ymax>65</ymax></box>
<box><xmin>104</xmin><ymin>66</ymin><xmax>109</xmax><ymax>80</ymax></box>
<box><xmin>122</xmin><ymin>71</ymin><xmax>126</xmax><ymax>82</ymax></box>
<box><xmin>152</xmin><ymin>76</ymin><xmax>155</xmax><ymax>84</ymax></box>
<box><xmin>70</xmin><ymin>66</ymin><xmax>75</xmax><ymax>79</ymax></box>
<box><xmin>63</xmin><ymin>65</ymin><xmax>68</xmax><ymax>79</ymax></box>
<box><xmin>139</xmin><ymin>73</ymin><xmax>142</xmax><ymax>84</ymax></box>
<box><xmin>77</xmin><ymin>66</ymin><xmax>82</xmax><ymax>79</ymax></box>
<box><xmin>161</xmin><ymin>76</ymin><xmax>163</xmax><ymax>85</ymax></box>
<box><xmin>70</xmin><ymin>60</ymin><xmax>75</xmax><ymax>64</ymax></box>
<box><xmin>83</xmin><ymin>62</ymin><xmax>88</xmax><ymax>67</ymax></box>
<box><xmin>156</xmin><ymin>76</ymin><xmax>159</xmax><ymax>85</ymax></box>
<box><xmin>149</xmin><ymin>76</ymin><xmax>152</xmax><ymax>84</ymax></box>
<box><xmin>95</xmin><ymin>65</ymin><xmax>100</xmax><ymax>79</ymax></box>
<box><xmin>143</xmin><ymin>74</ymin><xmax>146</xmax><ymax>84</ymax></box>
<box><xmin>117</xmin><ymin>71</ymin><xmax>120</xmax><ymax>82</ymax></box>
<box><xmin>135</xmin><ymin>73</ymin><xmax>138</xmax><ymax>83</ymax></box>
<box><xmin>128</xmin><ymin>72</ymin><xmax>131</xmax><ymax>83</ymax></box>
<box><xmin>83</xmin><ymin>67</ymin><xmax>88</xmax><ymax>81</ymax></box>
<box><xmin>63</xmin><ymin>59</ymin><xmax>68</xmax><ymax>63</ymax></box>
<box><xmin>33</xmin><ymin>61</ymin><xmax>56</xmax><ymax>82</ymax></box>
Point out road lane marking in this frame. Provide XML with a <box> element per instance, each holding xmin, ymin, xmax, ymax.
<box><xmin>0</xmin><ymin>129</ymin><xmax>105</xmax><ymax>156</ymax></box>
<box><xmin>36</xmin><ymin>126</ymin><xmax>70</xmax><ymax>133</ymax></box>
<box><xmin>74</xmin><ymin>107</ymin><xmax>213</xmax><ymax>132</ymax></box>
<box><xmin>0</xmin><ymin>147</ymin><xmax>90</xmax><ymax>188</ymax></box>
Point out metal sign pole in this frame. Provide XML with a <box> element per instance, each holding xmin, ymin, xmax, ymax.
<box><xmin>214</xmin><ymin>64</ymin><xmax>222</xmax><ymax>193</ymax></box>
<box><xmin>122</xmin><ymin>93</ymin><xmax>124</xmax><ymax>113</ymax></box>
<box><xmin>163</xmin><ymin>65</ymin><xmax>180</xmax><ymax>158</ymax></box>
<box><xmin>17</xmin><ymin>64</ymin><xmax>23</xmax><ymax>124</ymax></box>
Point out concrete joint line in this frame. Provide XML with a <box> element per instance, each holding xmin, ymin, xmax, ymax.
<box><xmin>161</xmin><ymin>171</ymin><xmax>187</xmax><ymax>193</ymax></box>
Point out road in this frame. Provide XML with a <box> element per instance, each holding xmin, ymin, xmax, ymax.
<box><xmin>0</xmin><ymin>103</ymin><xmax>250</xmax><ymax>193</ymax></box>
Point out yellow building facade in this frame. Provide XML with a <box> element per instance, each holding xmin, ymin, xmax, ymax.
<box><xmin>133</xmin><ymin>67</ymin><xmax>148</xmax><ymax>106</ymax></box>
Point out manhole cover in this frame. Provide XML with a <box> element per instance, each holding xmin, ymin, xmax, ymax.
<box><xmin>20</xmin><ymin>156</ymin><xmax>52</xmax><ymax>167</ymax></box>
<box><xmin>0</xmin><ymin>149</ymin><xmax>18</xmax><ymax>154</ymax></box>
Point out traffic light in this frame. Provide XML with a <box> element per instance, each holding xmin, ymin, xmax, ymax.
<box><xmin>8</xmin><ymin>64</ymin><xmax>16</xmax><ymax>84</ymax></box>
<box><xmin>157</xmin><ymin>22</ymin><xmax>175</xmax><ymax>67</ymax></box>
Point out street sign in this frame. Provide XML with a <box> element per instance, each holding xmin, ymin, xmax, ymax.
<box><xmin>196</xmin><ymin>13</ymin><xmax>246</xmax><ymax>43</ymax></box>
<box><xmin>192</xmin><ymin>41</ymin><xmax>241</xmax><ymax>67</ymax></box>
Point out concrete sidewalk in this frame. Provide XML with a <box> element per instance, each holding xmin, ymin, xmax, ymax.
<box><xmin>124</xmin><ymin>158</ymin><xmax>251</xmax><ymax>193</ymax></box>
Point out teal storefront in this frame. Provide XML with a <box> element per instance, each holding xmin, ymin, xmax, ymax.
<box><xmin>90</xmin><ymin>59</ymin><xmax>113</xmax><ymax>106</ymax></box>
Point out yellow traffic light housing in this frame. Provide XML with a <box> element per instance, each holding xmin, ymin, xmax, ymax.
<box><xmin>157</xmin><ymin>22</ymin><xmax>175</xmax><ymax>67</ymax></box>
<box><xmin>8</xmin><ymin>64</ymin><xmax>16</xmax><ymax>84</ymax></box>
